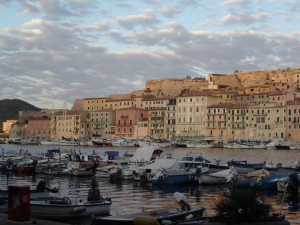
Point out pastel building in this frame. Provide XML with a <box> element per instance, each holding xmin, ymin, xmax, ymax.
<box><xmin>52</xmin><ymin>110</ymin><xmax>89</xmax><ymax>140</ymax></box>
<box><xmin>3</xmin><ymin>120</ymin><xmax>18</xmax><ymax>134</ymax></box>
<box><xmin>115</xmin><ymin>107</ymin><xmax>148</xmax><ymax>138</ymax></box>
<box><xmin>27</xmin><ymin>118</ymin><xmax>51</xmax><ymax>141</ymax></box>
<box><xmin>176</xmin><ymin>92</ymin><xmax>219</xmax><ymax>141</ymax></box>
<box><xmin>90</xmin><ymin>109</ymin><xmax>116</xmax><ymax>138</ymax></box>
<box><xmin>148</xmin><ymin>107</ymin><xmax>167</xmax><ymax>138</ymax></box>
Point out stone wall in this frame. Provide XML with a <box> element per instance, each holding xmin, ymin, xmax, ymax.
<box><xmin>209</xmin><ymin>68</ymin><xmax>300</xmax><ymax>88</ymax></box>
<box><xmin>145</xmin><ymin>78</ymin><xmax>209</xmax><ymax>97</ymax></box>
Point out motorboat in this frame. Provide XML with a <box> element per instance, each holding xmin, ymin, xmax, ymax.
<box><xmin>197</xmin><ymin>168</ymin><xmax>237</xmax><ymax>185</ymax></box>
<box><xmin>29</xmin><ymin>178</ymin><xmax>111</xmax><ymax>219</ymax></box>
<box><xmin>151</xmin><ymin>165</ymin><xmax>209</xmax><ymax>185</ymax></box>
<box><xmin>250</xmin><ymin>173</ymin><xmax>291</xmax><ymax>189</ymax></box>
<box><xmin>92</xmin><ymin>138</ymin><xmax>112</xmax><ymax>147</ymax></box>
<box><xmin>231</xmin><ymin>169</ymin><xmax>270</xmax><ymax>188</ymax></box>
<box><xmin>20</xmin><ymin>139</ymin><xmax>40</xmax><ymax>145</ymax></box>
<box><xmin>91</xmin><ymin>192</ymin><xmax>206</xmax><ymax>225</ymax></box>
<box><xmin>68</xmin><ymin>161</ymin><xmax>94</xmax><ymax>176</ymax></box>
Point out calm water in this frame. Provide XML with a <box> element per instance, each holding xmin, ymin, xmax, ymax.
<box><xmin>1</xmin><ymin>144</ymin><xmax>300</xmax><ymax>224</ymax></box>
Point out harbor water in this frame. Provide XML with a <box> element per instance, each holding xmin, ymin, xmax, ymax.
<box><xmin>1</xmin><ymin>144</ymin><xmax>300</xmax><ymax>224</ymax></box>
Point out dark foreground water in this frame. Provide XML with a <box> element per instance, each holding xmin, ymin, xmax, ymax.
<box><xmin>1</xmin><ymin>144</ymin><xmax>300</xmax><ymax>224</ymax></box>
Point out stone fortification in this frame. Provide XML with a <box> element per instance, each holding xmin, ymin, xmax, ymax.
<box><xmin>209</xmin><ymin>68</ymin><xmax>300</xmax><ymax>88</ymax></box>
<box><xmin>145</xmin><ymin>78</ymin><xmax>209</xmax><ymax>97</ymax></box>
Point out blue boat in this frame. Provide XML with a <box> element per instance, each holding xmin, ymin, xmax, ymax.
<box><xmin>151</xmin><ymin>166</ymin><xmax>208</xmax><ymax>185</ymax></box>
<box><xmin>231</xmin><ymin>169</ymin><xmax>270</xmax><ymax>188</ymax></box>
<box><xmin>251</xmin><ymin>173</ymin><xmax>291</xmax><ymax>189</ymax></box>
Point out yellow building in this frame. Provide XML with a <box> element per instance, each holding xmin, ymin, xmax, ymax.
<box><xmin>3</xmin><ymin>120</ymin><xmax>18</xmax><ymax>134</ymax></box>
<box><xmin>176</xmin><ymin>92</ymin><xmax>219</xmax><ymax>141</ymax></box>
<box><xmin>148</xmin><ymin>107</ymin><xmax>167</xmax><ymax>138</ymax></box>
<box><xmin>227</xmin><ymin>104</ymin><xmax>249</xmax><ymax>141</ymax></box>
<box><xmin>104</xmin><ymin>98</ymin><xmax>134</xmax><ymax>110</ymax></box>
<box><xmin>90</xmin><ymin>109</ymin><xmax>116</xmax><ymax>138</ymax></box>
<box><xmin>249</xmin><ymin>102</ymin><xmax>286</xmax><ymax>141</ymax></box>
<box><xmin>206</xmin><ymin>104</ymin><xmax>231</xmax><ymax>143</ymax></box>
<box><xmin>245</xmin><ymin>85</ymin><xmax>276</xmax><ymax>94</ymax></box>
<box><xmin>286</xmin><ymin>96</ymin><xmax>300</xmax><ymax>143</ymax></box>
<box><xmin>52</xmin><ymin>110</ymin><xmax>89</xmax><ymax>140</ymax></box>
<box><xmin>83</xmin><ymin>97</ymin><xmax>106</xmax><ymax>111</ymax></box>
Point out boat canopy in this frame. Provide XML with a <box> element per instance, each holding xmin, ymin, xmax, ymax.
<box><xmin>129</xmin><ymin>146</ymin><xmax>163</xmax><ymax>163</ymax></box>
<box><xmin>47</xmin><ymin>148</ymin><xmax>60</xmax><ymax>154</ymax></box>
<box><xmin>105</xmin><ymin>151</ymin><xmax>119</xmax><ymax>157</ymax></box>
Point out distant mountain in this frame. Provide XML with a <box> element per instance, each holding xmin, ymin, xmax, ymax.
<box><xmin>0</xmin><ymin>99</ymin><xmax>41</xmax><ymax>132</ymax></box>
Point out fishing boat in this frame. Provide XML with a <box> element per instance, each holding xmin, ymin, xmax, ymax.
<box><xmin>91</xmin><ymin>192</ymin><xmax>206</xmax><ymax>225</ymax></box>
<box><xmin>151</xmin><ymin>165</ymin><xmax>209</xmax><ymax>185</ymax></box>
<box><xmin>29</xmin><ymin>178</ymin><xmax>111</xmax><ymax>219</ymax></box>
<box><xmin>251</xmin><ymin>173</ymin><xmax>291</xmax><ymax>189</ymax></box>
<box><xmin>231</xmin><ymin>169</ymin><xmax>270</xmax><ymax>188</ymax></box>
<box><xmin>197</xmin><ymin>168</ymin><xmax>237</xmax><ymax>185</ymax></box>
<box><xmin>68</xmin><ymin>161</ymin><xmax>94</xmax><ymax>176</ymax></box>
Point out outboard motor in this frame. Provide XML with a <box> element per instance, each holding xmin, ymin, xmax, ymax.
<box><xmin>110</xmin><ymin>167</ymin><xmax>123</xmax><ymax>181</ymax></box>
<box><xmin>31</xmin><ymin>159</ymin><xmax>38</xmax><ymax>167</ymax></box>
<box><xmin>88</xmin><ymin>177</ymin><xmax>105</xmax><ymax>202</ymax></box>
<box><xmin>287</xmin><ymin>172</ymin><xmax>300</xmax><ymax>207</ymax></box>
<box><xmin>174</xmin><ymin>192</ymin><xmax>191</xmax><ymax>211</ymax></box>
<box><xmin>36</xmin><ymin>180</ymin><xmax>47</xmax><ymax>192</ymax></box>
<box><xmin>139</xmin><ymin>169</ymin><xmax>148</xmax><ymax>183</ymax></box>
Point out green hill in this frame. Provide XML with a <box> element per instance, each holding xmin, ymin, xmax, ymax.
<box><xmin>0</xmin><ymin>99</ymin><xmax>41</xmax><ymax>132</ymax></box>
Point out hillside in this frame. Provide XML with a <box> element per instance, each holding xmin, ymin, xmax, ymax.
<box><xmin>0</xmin><ymin>99</ymin><xmax>41</xmax><ymax>132</ymax></box>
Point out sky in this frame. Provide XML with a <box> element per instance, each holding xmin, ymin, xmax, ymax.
<box><xmin>1</xmin><ymin>0</ymin><xmax>300</xmax><ymax>109</ymax></box>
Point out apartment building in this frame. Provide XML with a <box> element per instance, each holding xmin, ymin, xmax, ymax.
<box><xmin>83</xmin><ymin>97</ymin><xmax>106</xmax><ymax>111</ymax></box>
<box><xmin>176</xmin><ymin>92</ymin><xmax>219</xmax><ymax>141</ymax></box>
<box><xmin>52</xmin><ymin>110</ymin><xmax>89</xmax><ymax>140</ymax></box>
<box><xmin>90</xmin><ymin>109</ymin><xmax>116</xmax><ymax>138</ymax></box>
<box><xmin>148</xmin><ymin>107</ymin><xmax>167</xmax><ymax>138</ymax></box>
<box><xmin>27</xmin><ymin>118</ymin><xmax>51</xmax><ymax>141</ymax></box>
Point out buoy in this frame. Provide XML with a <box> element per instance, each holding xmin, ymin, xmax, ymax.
<box><xmin>72</xmin><ymin>206</ymin><xmax>86</xmax><ymax>213</ymax></box>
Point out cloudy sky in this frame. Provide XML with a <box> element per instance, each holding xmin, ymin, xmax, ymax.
<box><xmin>1</xmin><ymin>0</ymin><xmax>300</xmax><ymax>109</ymax></box>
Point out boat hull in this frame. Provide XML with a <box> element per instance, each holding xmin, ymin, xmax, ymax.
<box><xmin>30</xmin><ymin>198</ymin><xmax>111</xmax><ymax>219</ymax></box>
<box><xmin>92</xmin><ymin>207</ymin><xmax>205</xmax><ymax>225</ymax></box>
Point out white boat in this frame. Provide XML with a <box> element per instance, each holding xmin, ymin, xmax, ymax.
<box><xmin>197</xmin><ymin>168</ymin><xmax>237</xmax><ymax>185</ymax></box>
<box><xmin>111</xmin><ymin>138</ymin><xmax>136</xmax><ymax>147</ymax></box>
<box><xmin>29</xmin><ymin>178</ymin><xmax>111</xmax><ymax>219</ymax></box>
<box><xmin>68</xmin><ymin>161</ymin><xmax>94</xmax><ymax>176</ymax></box>
<box><xmin>132</xmin><ymin>158</ymin><xmax>179</xmax><ymax>182</ymax></box>
<box><xmin>20</xmin><ymin>139</ymin><xmax>40</xmax><ymax>145</ymax></box>
<box><xmin>92</xmin><ymin>192</ymin><xmax>206</xmax><ymax>225</ymax></box>
<box><xmin>109</xmin><ymin>167</ymin><xmax>134</xmax><ymax>181</ymax></box>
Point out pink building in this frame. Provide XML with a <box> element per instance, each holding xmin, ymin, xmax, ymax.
<box><xmin>115</xmin><ymin>107</ymin><xmax>148</xmax><ymax>137</ymax></box>
<box><xmin>28</xmin><ymin>118</ymin><xmax>51</xmax><ymax>141</ymax></box>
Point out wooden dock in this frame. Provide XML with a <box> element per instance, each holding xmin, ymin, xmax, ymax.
<box><xmin>0</xmin><ymin>213</ymin><xmax>70</xmax><ymax>225</ymax></box>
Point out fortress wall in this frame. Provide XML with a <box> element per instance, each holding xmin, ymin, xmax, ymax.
<box><xmin>145</xmin><ymin>78</ymin><xmax>209</xmax><ymax>96</ymax></box>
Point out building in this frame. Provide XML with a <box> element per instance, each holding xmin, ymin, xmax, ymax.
<box><xmin>3</xmin><ymin>120</ymin><xmax>18</xmax><ymax>134</ymax></box>
<box><xmin>206</xmin><ymin>104</ymin><xmax>230</xmax><ymax>143</ymax></box>
<box><xmin>176</xmin><ymin>92</ymin><xmax>219</xmax><ymax>141</ymax></box>
<box><xmin>142</xmin><ymin>97</ymin><xmax>170</xmax><ymax>110</ymax></box>
<box><xmin>83</xmin><ymin>97</ymin><xmax>107</xmax><ymax>111</ymax></box>
<box><xmin>52</xmin><ymin>110</ymin><xmax>89</xmax><ymax>140</ymax></box>
<box><xmin>148</xmin><ymin>107</ymin><xmax>167</xmax><ymax>138</ymax></box>
<box><xmin>90</xmin><ymin>109</ymin><xmax>116</xmax><ymax>138</ymax></box>
<box><xmin>115</xmin><ymin>107</ymin><xmax>148</xmax><ymax>138</ymax></box>
<box><xmin>226</xmin><ymin>104</ymin><xmax>249</xmax><ymax>141</ymax></box>
<box><xmin>166</xmin><ymin>98</ymin><xmax>176</xmax><ymax>140</ymax></box>
<box><xmin>27</xmin><ymin>118</ymin><xmax>51</xmax><ymax>141</ymax></box>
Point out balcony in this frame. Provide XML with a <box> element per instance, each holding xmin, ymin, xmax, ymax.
<box><xmin>253</xmin><ymin>113</ymin><xmax>267</xmax><ymax>116</ymax></box>
<box><xmin>121</xmin><ymin>116</ymin><xmax>128</xmax><ymax>119</ymax></box>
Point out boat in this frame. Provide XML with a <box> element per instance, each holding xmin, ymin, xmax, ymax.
<box><xmin>132</xmin><ymin>157</ymin><xmax>179</xmax><ymax>182</ymax></box>
<box><xmin>29</xmin><ymin>178</ymin><xmax>111</xmax><ymax>219</ymax></box>
<box><xmin>151</xmin><ymin>165</ymin><xmax>209</xmax><ymax>185</ymax></box>
<box><xmin>91</xmin><ymin>192</ymin><xmax>206</xmax><ymax>225</ymax></box>
<box><xmin>231</xmin><ymin>169</ymin><xmax>270</xmax><ymax>188</ymax></box>
<box><xmin>250</xmin><ymin>173</ymin><xmax>291</xmax><ymax>189</ymax></box>
<box><xmin>197</xmin><ymin>168</ymin><xmax>237</xmax><ymax>185</ymax></box>
<box><xmin>92</xmin><ymin>138</ymin><xmax>112</xmax><ymax>147</ymax></box>
<box><xmin>111</xmin><ymin>138</ymin><xmax>136</xmax><ymax>147</ymax></box>
<box><xmin>68</xmin><ymin>161</ymin><xmax>95</xmax><ymax>176</ymax></box>
<box><xmin>20</xmin><ymin>139</ymin><xmax>40</xmax><ymax>145</ymax></box>
<box><xmin>17</xmin><ymin>159</ymin><xmax>38</xmax><ymax>174</ymax></box>
<box><xmin>109</xmin><ymin>167</ymin><xmax>134</xmax><ymax>181</ymax></box>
